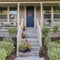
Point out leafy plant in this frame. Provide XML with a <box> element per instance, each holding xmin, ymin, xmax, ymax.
<box><xmin>53</xmin><ymin>25</ymin><xmax>59</xmax><ymax>32</ymax></box>
<box><xmin>44</xmin><ymin>36</ymin><xmax>51</xmax><ymax>47</ymax></box>
<box><xmin>3</xmin><ymin>37</ymin><xmax>13</xmax><ymax>43</ymax></box>
<box><xmin>42</xmin><ymin>26</ymin><xmax>50</xmax><ymax>37</ymax></box>
<box><xmin>47</xmin><ymin>42</ymin><xmax>60</xmax><ymax>60</ymax></box>
<box><xmin>19</xmin><ymin>40</ymin><xmax>31</xmax><ymax>52</ymax></box>
<box><xmin>0</xmin><ymin>48</ymin><xmax>7</xmax><ymax>60</ymax></box>
<box><xmin>8</xmin><ymin>27</ymin><xmax>17</xmax><ymax>35</ymax></box>
<box><xmin>0</xmin><ymin>41</ymin><xmax>14</xmax><ymax>56</ymax></box>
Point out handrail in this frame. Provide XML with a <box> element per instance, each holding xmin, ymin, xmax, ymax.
<box><xmin>17</xmin><ymin>18</ymin><xmax>24</xmax><ymax>56</ymax></box>
<box><xmin>37</xmin><ymin>18</ymin><xmax>42</xmax><ymax>47</ymax></box>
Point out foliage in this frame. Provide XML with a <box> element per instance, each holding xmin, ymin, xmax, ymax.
<box><xmin>47</xmin><ymin>42</ymin><xmax>60</xmax><ymax>60</ymax></box>
<box><xmin>42</xmin><ymin>26</ymin><xmax>50</xmax><ymax>37</ymax></box>
<box><xmin>19</xmin><ymin>40</ymin><xmax>31</xmax><ymax>52</ymax></box>
<box><xmin>44</xmin><ymin>36</ymin><xmax>51</xmax><ymax>47</ymax></box>
<box><xmin>53</xmin><ymin>25</ymin><xmax>59</xmax><ymax>32</ymax></box>
<box><xmin>3</xmin><ymin>37</ymin><xmax>13</xmax><ymax>43</ymax></box>
<box><xmin>8</xmin><ymin>27</ymin><xmax>17</xmax><ymax>35</ymax></box>
<box><xmin>0</xmin><ymin>48</ymin><xmax>7</xmax><ymax>60</ymax></box>
<box><xmin>55</xmin><ymin>40</ymin><xmax>60</xmax><ymax>44</ymax></box>
<box><xmin>0</xmin><ymin>40</ymin><xmax>14</xmax><ymax>56</ymax></box>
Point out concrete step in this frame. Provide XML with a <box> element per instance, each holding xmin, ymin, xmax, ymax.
<box><xmin>32</xmin><ymin>47</ymin><xmax>40</xmax><ymax>51</ymax></box>
<box><xmin>21</xmin><ymin>38</ymin><xmax>39</xmax><ymax>43</ymax></box>
<box><xmin>15</xmin><ymin>56</ymin><xmax>45</xmax><ymax>60</ymax></box>
<box><xmin>19</xmin><ymin>51</ymin><xmax>39</xmax><ymax>56</ymax></box>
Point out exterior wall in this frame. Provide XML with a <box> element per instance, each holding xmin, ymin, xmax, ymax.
<box><xmin>0</xmin><ymin>0</ymin><xmax>60</xmax><ymax>2</ymax></box>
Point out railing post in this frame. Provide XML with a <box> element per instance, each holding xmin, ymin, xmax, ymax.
<box><xmin>39</xmin><ymin>26</ymin><xmax>42</xmax><ymax>47</ymax></box>
<box><xmin>17</xmin><ymin>26</ymin><xmax>20</xmax><ymax>56</ymax></box>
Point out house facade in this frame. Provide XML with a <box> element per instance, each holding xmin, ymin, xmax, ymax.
<box><xmin>0</xmin><ymin>0</ymin><xmax>60</xmax><ymax>37</ymax></box>
<box><xmin>0</xmin><ymin>0</ymin><xmax>60</xmax><ymax>56</ymax></box>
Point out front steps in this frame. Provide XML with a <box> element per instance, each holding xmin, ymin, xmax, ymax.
<box><xmin>15</xmin><ymin>27</ymin><xmax>45</xmax><ymax>60</ymax></box>
<box><xmin>19</xmin><ymin>27</ymin><xmax>40</xmax><ymax>56</ymax></box>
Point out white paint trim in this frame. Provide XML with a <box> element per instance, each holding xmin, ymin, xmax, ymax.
<box><xmin>40</xmin><ymin>2</ymin><xmax>43</xmax><ymax>28</ymax></box>
<box><xmin>0</xmin><ymin>1</ymin><xmax>60</xmax><ymax>4</ymax></box>
<box><xmin>25</xmin><ymin>6</ymin><xmax>26</xmax><ymax>27</ymax></box>
<box><xmin>7</xmin><ymin>6</ymin><xmax>9</xmax><ymax>22</ymax></box>
<box><xmin>51</xmin><ymin>6</ymin><xmax>53</xmax><ymax>27</ymax></box>
<box><xmin>34</xmin><ymin>6</ymin><xmax>36</xmax><ymax>28</ymax></box>
<box><xmin>17</xmin><ymin>3</ymin><xmax>20</xmax><ymax>56</ymax></box>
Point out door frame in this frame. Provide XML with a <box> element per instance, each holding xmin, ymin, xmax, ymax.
<box><xmin>25</xmin><ymin>6</ymin><xmax>36</xmax><ymax>28</ymax></box>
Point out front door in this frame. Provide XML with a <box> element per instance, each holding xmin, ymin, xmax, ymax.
<box><xmin>26</xmin><ymin>6</ymin><xmax>34</xmax><ymax>27</ymax></box>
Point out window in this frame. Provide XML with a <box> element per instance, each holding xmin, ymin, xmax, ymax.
<box><xmin>9</xmin><ymin>7</ymin><xmax>17</xmax><ymax>22</ymax></box>
<box><xmin>43</xmin><ymin>6</ymin><xmax>51</xmax><ymax>27</ymax></box>
<box><xmin>53</xmin><ymin>6</ymin><xmax>60</xmax><ymax>21</ymax></box>
<box><xmin>0</xmin><ymin>7</ymin><xmax>7</xmax><ymax>19</ymax></box>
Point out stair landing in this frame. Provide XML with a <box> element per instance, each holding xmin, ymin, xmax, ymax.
<box><xmin>15</xmin><ymin>56</ymin><xmax>45</xmax><ymax>60</ymax></box>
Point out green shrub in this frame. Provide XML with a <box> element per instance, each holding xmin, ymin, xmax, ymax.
<box><xmin>0</xmin><ymin>41</ymin><xmax>14</xmax><ymax>56</ymax></box>
<box><xmin>53</xmin><ymin>25</ymin><xmax>59</xmax><ymax>32</ymax></box>
<box><xmin>47</xmin><ymin>42</ymin><xmax>60</xmax><ymax>60</ymax></box>
<box><xmin>8</xmin><ymin>27</ymin><xmax>17</xmax><ymax>35</ymax></box>
<box><xmin>44</xmin><ymin>36</ymin><xmax>51</xmax><ymax>47</ymax></box>
<box><xmin>55</xmin><ymin>40</ymin><xmax>60</xmax><ymax>44</ymax></box>
<box><xmin>0</xmin><ymin>48</ymin><xmax>7</xmax><ymax>60</ymax></box>
<box><xmin>3</xmin><ymin>37</ymin><xmax>13</xmax><ymax>43</ymax></box>
<box><xmin>42</xmin><ymin>26</ymin><xmax>50</xmax><ymax>37</ymax></box>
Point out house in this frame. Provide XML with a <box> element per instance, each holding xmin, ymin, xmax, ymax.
<box><xmin>0</xmin><ymin>0</ymin><xmax>60</xmax><ymax>57</ymax></box>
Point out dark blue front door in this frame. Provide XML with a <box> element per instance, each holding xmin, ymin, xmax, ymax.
<box><xmin>26</xmin><ymin>6</ymin><xmax>34</xmax><ymax>27</ymax></box>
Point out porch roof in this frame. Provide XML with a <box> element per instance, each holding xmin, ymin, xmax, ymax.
<box><xmin>0</xmin><ymin>0</ymin><xmax>60</xmax><ymax>2</ymax></box>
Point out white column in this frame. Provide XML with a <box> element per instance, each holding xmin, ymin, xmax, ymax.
<box><xmin>25</xmin><ymin>6</ymin><xmax>26</xmax><ymax>27</ymax></box>
<box><xmin>34</xmin><ymin>6</ymin><xmax>36</xmax><ymax>28</ymax></box>
<box><xmin>17</xmin><ymin>3</ymin><xmax>20</xmax><ymax>28</ymax></box>
<box><xmin>17</xmin><ymin>3</ymin><xmax>20</xmax><ymax>56</ymax></box>
<box><xmin>7</xmin><ymin>6</ymin><xmax>9</xmax><ymax>22</ymax></box>
<box><xmin>51</xmin><ymin>6</ymin><xmax>53</xmax><ymax>27</ymax></box>
<box><xmin>40</xmin><ymin>2</ymin><xmax>43</xmax><ymax>29</ymax></box>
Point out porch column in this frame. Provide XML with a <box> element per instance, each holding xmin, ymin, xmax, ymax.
<box><xmin>40</xmin><ymin>2</ymin><xmax>43</xmax><ymax>28</ymax></box>
<box><xmin>17</xmin><ymin>3</ymin><xmax>20</xmax><ymax>28</ymax></box>
<box><xmin>17</xmin><ymin>3</ymin><xmax>20</xmax><ymax>56</ymax></box>
<box><xmin>7</xmin><ymin>6</ymin><xmax>9</xmax><ymax>22</ymax></box>
<box><xmin>51</xmin><ymin>6</ymin><xmax>53</xmax><ymax>27</ymax></box>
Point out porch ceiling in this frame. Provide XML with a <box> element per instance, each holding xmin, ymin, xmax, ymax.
<box><xmin>0</xmin><ymin>0</ymin><xmax>60</xmax><ymax>2</ymax></box>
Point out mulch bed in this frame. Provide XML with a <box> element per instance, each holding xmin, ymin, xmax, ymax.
<box><xmin>6</xmin><ymin>53</ymin><xmax>16</xmax><ymax>60</ymax></box>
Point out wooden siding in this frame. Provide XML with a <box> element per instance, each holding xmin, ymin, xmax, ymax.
<box><xmin>0</xmin><ymin>0</ymin><xmax>60</xmax><ymax>2</ymax></box>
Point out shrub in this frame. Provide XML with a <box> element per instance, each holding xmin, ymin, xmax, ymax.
<box><xmin>47</xmin><ymin>42</ymin><xmax>60</xmax><ymax>60</ymax></box>
<box><xmin>3</xmin><ymin>37</ymin><xmax>13</xmax><ymax>43</ymax></box>
<box><xmin>0</xmin><ymin>41</ymin><xmax>14</xmax><ymax>56</ymax></box>
<box><xmin>0</xmin><ymin>48</ymin><xmax>7</xmax><ymax>60</ymax></box>
<box><xmin>53</xmin><ymin>25</ymin><xmax>59</xmax><ymax>32</ymax></box>
<box><xmin>8</xmin><ymin>27</ymin><xmax>17</xmax><ymax>35</ymax></box>
<box><xmin>55</xmin><ymin>40</ymin><xmax>60</xmax><ymax>44</ymax></box>
<box><xmin>44</xmin><ymin>36</ymin><xmax>51</xmax><ymax>47</ymax></box>
<box><xmin>42</xmin><ymin>26</ymin><xmax>50</xmax><ymax>37</ymax></box>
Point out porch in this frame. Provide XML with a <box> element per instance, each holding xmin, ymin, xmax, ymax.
<box><xmin>0</xmin><ymin>3</ymin><xmax>60</xmax><ymax>28</ymax></box>
<box><xmin>0</xmin><ymin>2</ymin><xmax>60</xmax><ymax>38</ymax></box>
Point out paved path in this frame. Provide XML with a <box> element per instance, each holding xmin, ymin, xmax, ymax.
<box><xmin>15</xmin><ymin>56</ymin><xmax>45</xmax><ymax>60</ymax></box>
